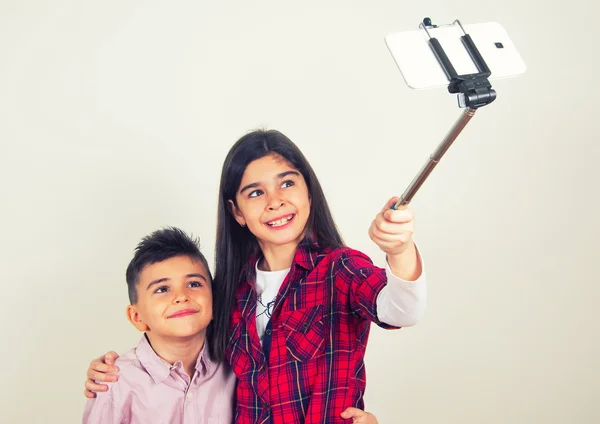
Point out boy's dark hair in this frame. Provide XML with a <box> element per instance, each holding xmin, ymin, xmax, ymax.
<box><xmin>125</xmin><ymin>227</ymin><xmax>212</xmax><ymax>304</ymax></box>
<box><xmin>210</xmin><ymin>129</ymin><xmax>344</xmax><ymax>362</ymax></box>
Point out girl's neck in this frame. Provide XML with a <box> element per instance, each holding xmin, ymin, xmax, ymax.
<box><xmin>145</xmin><ymin>331</ymin><xmax>206</xmax><ymax>378</ymax></box>
<box><xmin>257</xmin><ymin>240</ymin><xmax>299</xmax><ymax>271</ymax></box>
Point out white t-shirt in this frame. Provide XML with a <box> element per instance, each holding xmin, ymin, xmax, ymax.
<box><xmin>254</xmin><ymin>265</ymin><xmax>291</xmax><ymax>339</ymax></box>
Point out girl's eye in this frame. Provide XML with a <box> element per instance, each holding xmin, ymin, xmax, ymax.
<box><xmin>248</xmin><ymin>189</ymin><xmax>263</xmax><ymax>198</ymax></box>
<box><xmin>154</xmin><ymin>286</ymin><xmax>169</xmax><ymax>294</ymax></box>
<box><xmin>188</xmin><ymin>281</ymin><xmax>203</xmax><ymax>288</ymax></box>
<box><xmin>281</xmin><ymin>180</ymin><xmax>295</xmax><ymax>188</ymax></box>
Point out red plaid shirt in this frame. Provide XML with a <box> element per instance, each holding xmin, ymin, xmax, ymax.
<box><xmin>226</xmin><ymin>240</ymin><xmax>398</xmax><ymax>424</ymax></box>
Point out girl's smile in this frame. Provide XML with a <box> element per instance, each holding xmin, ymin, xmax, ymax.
<box><xmin>265</xmin><ymin>213</ymin><xmax>295</xmax><ymax>228</ymax></box>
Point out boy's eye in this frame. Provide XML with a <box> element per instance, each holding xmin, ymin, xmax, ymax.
<box><xmin>281</xmin><ymin>180</ymin><xmax>294</xmax><ymax>188</ymax></box>
<box><xmin>188</xmin><ymin>281</ymin><xmax>203</xmax><ymax>288</ymax></box>
<box><xmin>248</xmin><ymin>189</ymin><xmax>263</xmax><ymax>198</ymax></box>
<box><xmin>154</xmin><ymin>285</ymin><xmax>169</xmax><ymax>294</ymax></box>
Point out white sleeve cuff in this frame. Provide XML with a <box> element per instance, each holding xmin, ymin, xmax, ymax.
<box><xmin>376</xmin><ymin>245</ymin><xmax>427</xmax><ymax>327</ymax></box>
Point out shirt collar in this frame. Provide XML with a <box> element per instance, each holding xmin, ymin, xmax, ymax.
<box><xmin>136</xmin><ymin>334</ymin><xmax>212</xmax><ymax>384</ymax></box>
<box><xmin>197</xmin><ymin>343</ymin><xmax>212</xmax><ymax>374</ymax></box>
<box><xmin>292</xmin><ymin>237</ymin><xmax>322</xmax><ymax>270</ymax></box>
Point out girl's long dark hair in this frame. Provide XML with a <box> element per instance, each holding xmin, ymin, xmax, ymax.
<box><xmin>208</xmin><ymin>129</ymin><xmax>344</xmax><ymax>362</ymax></box>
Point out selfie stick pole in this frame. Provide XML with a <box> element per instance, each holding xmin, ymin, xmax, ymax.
<box><xmin>393</xmin><ymin>18</ymin><xmax>496</xmax><ymax>210</ymax></box>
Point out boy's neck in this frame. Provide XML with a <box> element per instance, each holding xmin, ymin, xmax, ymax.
<box><xmin>257</xmin><ymin>240</ymin><xmax>299</xmax><ymax>271</ymax></box>
<box><xmin>145</xmin><ymin>331</ymin><xmax>206</xmax><ymax>378</ymax></box>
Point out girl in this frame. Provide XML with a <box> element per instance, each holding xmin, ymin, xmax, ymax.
<box><xmin>85</xmin><ymin>129</ymin><xmax>426</xmax><ymax>423</ymax></box>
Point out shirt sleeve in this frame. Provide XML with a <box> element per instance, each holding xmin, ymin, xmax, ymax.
<box><xmin>339</xmin><ymin>246</ymin><xmax>426</xmax><ymax>329</ymax></box>
<box><xmin>82</xmin><ymin>387</ymin><xmax>121</xmax><ymax>424</ymax></box>
<box><xmin>338</xmin><ymin>249</ymin><xmax>395</xmax><ymax>329</ymax></box>
<box><xmin>376</xmin><ymin>247</ymin><xmax>427</xmax><ymax>327</ymax></box>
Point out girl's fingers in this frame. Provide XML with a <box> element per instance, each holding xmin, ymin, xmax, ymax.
<box><xmin>85</xmin><ymin>378</ymin><xmax>109</xmax><ymax>393</ymax></box>
<box><xmin>381</xmin><ymin>196</ymin><xmax>400</xmax><ymax>212</ymax></box>
<box><xmin>373</xmin><ymin>218</ymin><xmax>413</xmax><ymax>236</ymax></box>
<box><xmin>370</xmin><ymin>229</ymin><xmax>411</xmax><ymax>246</ymax></box>
<box><xmin>383</xmin><ymin>207</ymin><xmax>414</xmax><ymax>224</ymax></box>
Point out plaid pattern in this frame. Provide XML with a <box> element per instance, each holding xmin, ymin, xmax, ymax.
<box><xmin>226</xmin><ymin>240</ymin><xmax>399</xmax><ymax>424</ymax></box>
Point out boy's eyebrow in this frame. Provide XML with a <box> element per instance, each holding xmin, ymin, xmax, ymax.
<box><xmin>146</xmin><ymin>274</ymin><xmax>208</xmax><ymax>290</ymax></box>
<box><xmin>186</xmin><ymin>273</ymin><xmax>208</xmax><ymax>282</ymax></box>
<box><xmin>147</xmin><ymin>278</ymin><xmax>170</xmax><ymax>290</ymax></box>
<box><xmin>239</xmin><ymin>170</ymin><xmax>301</xmax><ymax>194</ymax></box>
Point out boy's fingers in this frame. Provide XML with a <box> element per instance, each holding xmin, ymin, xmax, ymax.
<box><xmin>340</xmin><ymin>407</ymin><xmax>364</xmax><ymax>419</ymax></box>
<box><xmin>364</xmin><ymin>412</ymin><xmax>378</xmax><ymax>424</ymax></box>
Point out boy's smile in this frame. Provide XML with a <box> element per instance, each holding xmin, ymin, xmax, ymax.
<box><xmin>167</xmin><ymin>308</ymin><xmax>200</xmax><ymax>319</ymax></box>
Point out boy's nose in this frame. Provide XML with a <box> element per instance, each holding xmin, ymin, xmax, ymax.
<box><xmin>174</xmin><ymin>292</ymin><xmax>189</xmax><ymax>303</ymax></box>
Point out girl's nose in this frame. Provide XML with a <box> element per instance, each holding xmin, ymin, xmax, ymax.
<box><xmin>268</xmin><ymin>201</ymin><xmax>284</xmax><ymax>211</ymax></box>
<box><xmin>267</xmin><ymin>195</ymin><xmax>285</xmax><ymax>211</ymax></box>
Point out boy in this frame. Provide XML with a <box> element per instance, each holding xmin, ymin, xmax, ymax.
<box><xmin>83</xmin><ymin>227</ymin><xmax>236</xmax><ymax>423</ymax></box>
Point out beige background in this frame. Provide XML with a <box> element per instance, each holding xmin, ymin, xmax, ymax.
<box><xmin>1</xmin><ymin>1</ymin><xmax>598</xmax><ymax>423</ymax></box>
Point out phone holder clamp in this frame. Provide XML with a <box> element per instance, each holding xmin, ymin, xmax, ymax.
<box><xmin>421</xmin><ymin>18</ymin><xmax>496</xmax><ymax>109</ymax></box>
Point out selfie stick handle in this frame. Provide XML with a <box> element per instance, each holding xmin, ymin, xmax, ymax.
<box><xmin>392</xmin><ymin>18</ymin><xmax>495</xmax><ymax>211</ymax></box>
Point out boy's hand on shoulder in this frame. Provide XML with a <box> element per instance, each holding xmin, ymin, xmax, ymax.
<box><xmin>84</xmin><ymin>351</ymin><xmax>120</xmax><ymax>398</ymax></box>
<box><xmin>340</xmin><ymin>407</ymin><xmax>379</xmax><ymax>423</ymax></box>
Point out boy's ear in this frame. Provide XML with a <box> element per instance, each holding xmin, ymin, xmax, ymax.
<box><xmin>126</xmin><ymin>305</ymin><xmax>149</xmax><ymax>332</ymax></box>
<box><xmin>228</xmin><ymin>199</ymin><xmax>246</xmax><ymax>227</ymax></box>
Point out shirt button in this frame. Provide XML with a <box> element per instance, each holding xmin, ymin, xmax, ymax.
<box><xmin>186</xmin><ymin>393</ymin><xmax>193</xmax><ymax>400</ymax></box>
<box><xmin>265</xmin><ymin>329</ymin><xmax>272</xmax><ymax>336</ymax></box>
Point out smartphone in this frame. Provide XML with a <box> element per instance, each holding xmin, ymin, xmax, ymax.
<box><xmin>385</xmin><ymin>21</ymin><xmax>526</xmax><ymax>90</ymax></box>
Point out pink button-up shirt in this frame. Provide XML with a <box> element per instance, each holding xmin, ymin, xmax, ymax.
<box><xmin>83</xmin><ymin>335</ymin><xmax>236</xmax><ymax>424</ymax></box>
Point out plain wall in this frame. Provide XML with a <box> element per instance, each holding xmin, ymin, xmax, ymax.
<box><xmin>1</xmin><ymin>1</ymin><xmax>598</xmax><ymax>423</ymax></box>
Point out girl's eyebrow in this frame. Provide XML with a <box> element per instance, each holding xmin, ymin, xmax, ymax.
<box><xmin>239</xmin><ymin>170</ymin><xmax>300</xmax><ymax>195</ymax></box>
<box><xmin>239</xmin><ymin>182</ymin><xmax>259</xmax><ymax>195</ymax></box>
<box><xmin>277</xmin><ymin>170</ymin><xmax>300</xmax><ymax>179</ymax></box>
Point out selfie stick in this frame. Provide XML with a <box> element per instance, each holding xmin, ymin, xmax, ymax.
<box><xmin>393</xmin><ymin>18</ymin><xmax>497</xmax><ymax>210</ymax></box>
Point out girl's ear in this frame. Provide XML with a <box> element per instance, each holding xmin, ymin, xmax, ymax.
<box><xmin>228</xmin><ymin>199</ymin><xmax>247</xmax><ymax>227</ymax></box>
<box><xmin>126</xmin><ymin>305</ymin><xmax>149</xmax><ymax>332</ymax></box>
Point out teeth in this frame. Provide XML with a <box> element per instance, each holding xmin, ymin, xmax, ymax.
<box><xmin>268</xmin><ymin>216</ymin><xmax>292</xmax><ymax>227</ymax></box>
